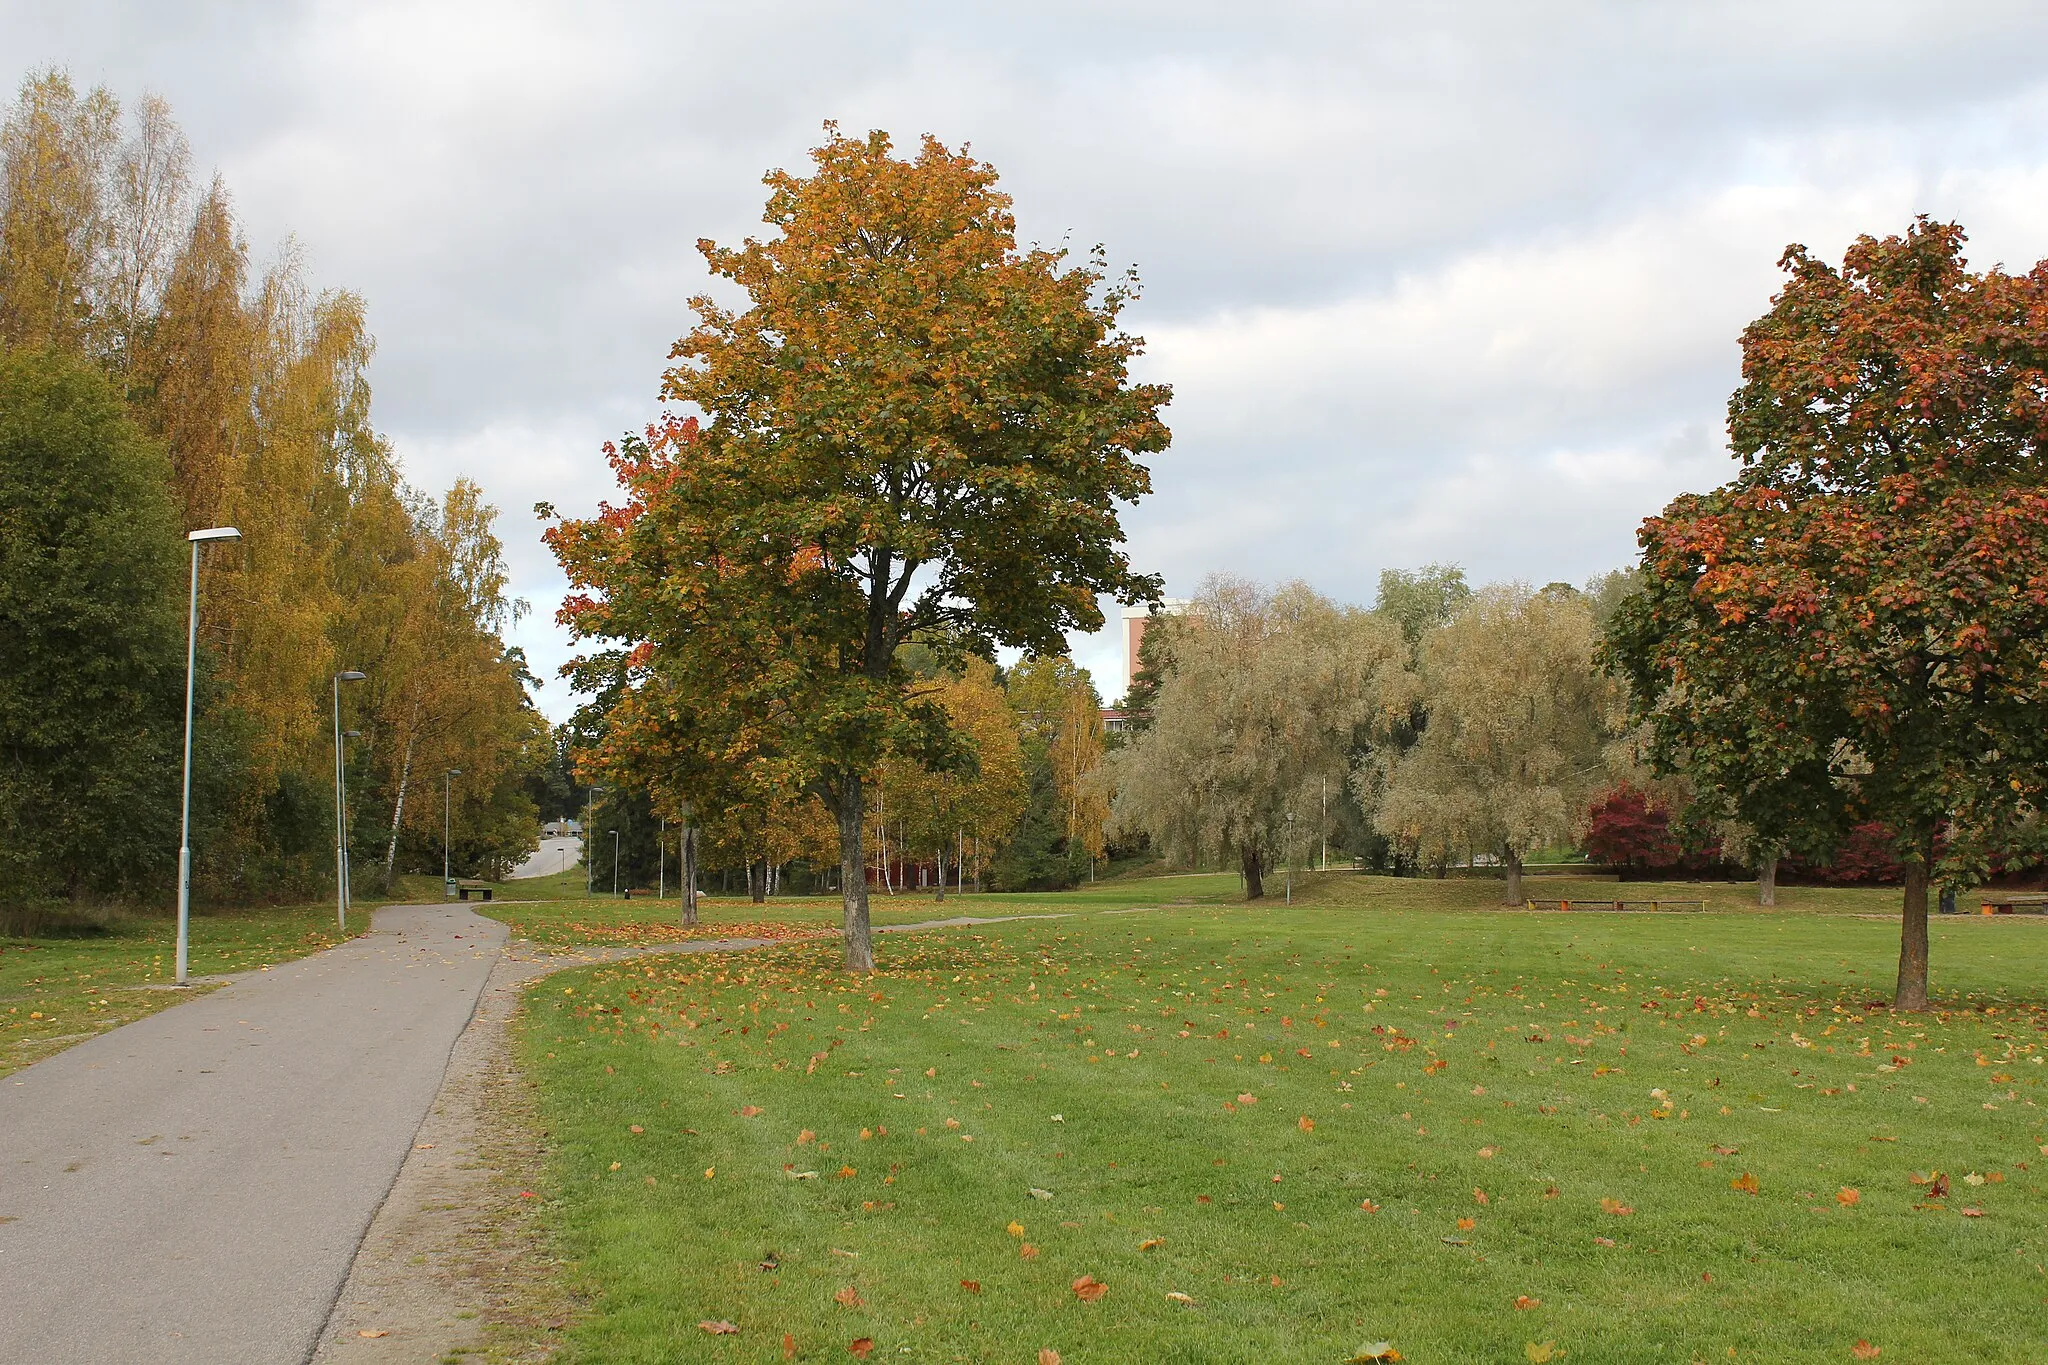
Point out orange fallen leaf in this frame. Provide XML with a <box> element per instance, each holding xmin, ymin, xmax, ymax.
<box><xmin>798</xmin><ymin>1129</ymin><xmax>816</xmax><ymax>1145</ymax></box>
<box><xmin>1021</xmin><ymin>1243</ymin><xmax>1040</xmax><ymax>1259</ymax></box>
<box><xmin>698</xmin><ymin>1319</ymin><xmax>740</xmax><ymax>1334</ymax></box>
<box><xmin>836</xmin><ymin>1165</ymin><xmax>857</xmax><ymax>1178</ymax></box>
<box><xmin>849</xmin><ymin>1338</ymin><xmax>875</xmax><ymax>1358</ymax></box>
<box><xmin>1138</xmin><ymin>1237</ymin><xmax>1165</xmax><ymax>1251</ymax></box>
<box><xmin>784</xmin><ymin>1332</ymin><xmax>796</xmax><ymax>1359</ymax></box>
<box><xmin>1514</xmin><ymin>1296</ymin><xmax>1541</xmax><ymax>1310</ymax></box>
<box><xmin>1729</xmin><ymin>1173</ymin><xmax>1759</xmax><ymax>1195</ymax></box>
<box><xmin>1072</xmin><ymin>1273</ymin><xmax>1108</xmax><ymax>1302</ymax></box>
<box><xmin>703</xmin><ymin>1167</ymin><xmax>716</xmax><ymax>1180</ymax></box>
<box><xmin>1007</xmin><ymin>1220</ymin><xmax>1025</xmax><ymax>1237</ymax></box>
<box><xmin>960</xmin><ymin>1279</ymin><xmax>981</xmax><ymax>1293</ymax></box>
<box><xmin>1474</xmin><ymin>1187</ymin><xmax>1489</xmax><ymax>1206</ymax></box>
<box><xmin>1360</xmin><ymin>1199</ymin><xmax>1381</xmax><ymax>1213</ymax></box>
<box><xmin>1599</xmin><ymin>1198</ymin><xmax>1633</xmax><ymax>1215</ymax></box>
<box><xmin>1851</xmin><ymin>1342</ymin><xmax>1881</xmax><ymax>1360</ymax></box>
<box><xmin>1166</xmin><ymin>1291</ymin><xmax>1196</xmax><ymax>1304</ymax></box>
<box><xmin>834</xmin><ymin>1285</ymin><xmax>863</xmax><ymax>1308</ymax></box>
<box><xmin>1836</xmin><ymin>1187</ymin><xmax>1861</xmax><ymax>1207</ymax></box>
<box><xmin>1960</xmin><ymin>1206</ymin><xmax>1985</xmax><ymax>1218</ymax></box>
<box><xmin>1038</xmin><ymin>1351</ymin><xmax>1062</xmax><ymax>1365</ymax></box>
<box><xmin>1297</xmin><ymin>1115</ymin><xmax>1315</xmax><ymax>1132</ymax></box>
<box><xmin>739</xmin><ymin>1105</ymin><xmax>763</xmax><ymax>1118</ymax></box>
<box><xmin>357</xmin><ymin>1330</ymin><xmax>389</xmax><ymax>1338</ymax></box>
<box><xmin>1237</xmin><ymin>1093</ymin><xmax>1258</xmax><ymax>1105</ymax></box>
<box><xmin>1478</xmin><ymin>1146</ymin><xmax>1497</xmax><ymax>1158</ymax></box>
<box><xmin>1593</xmin><ymin>1236</ymin><xmax>1616</xmax><ymax>1247</ymax></box>
<box><xmin>1713</xmin><ymin>1144</ymin><xmax>1740</xmax><ymax>1155</ymax></box>
<box><xmin>629</xmin><ymin>1124</ymin><xmax>644</xmax><ymax>1134</ymax></box>
<box><xmin>1457</xmin><ymin>1217</ymin><xmax>1477</xmax><ymax>1231</ymax></box>
<box><xmin>1347</xmin><ymin>1344</ymin><xmax>1403</xmax><ymax>1363</ymax></box>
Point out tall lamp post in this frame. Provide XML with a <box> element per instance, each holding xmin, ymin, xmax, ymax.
<box><xmin>332</xmin><ymin>670</ymin><xmax>366</xmax><ymax>932</ymax></box>
<box><xmin>585</xmin><ymin>787</ymin><xmax>605</xmax><ymax>895</ymax></box>
<box><xmin>610</xmin><ymin>829</ymin><xmax>620</xmax><ymax>897</ymax></box>
<box><xmin>658</xmin><ymin>815</ymin><xmax>666</xmax><ymax>899</ymax></box>
<box><xmin>341</xmin><ymin>731</ymin><xmax>361</xmax><ymax>912</ymax></box>
<box><xmin>175</xmin><ymin>526</ymin><xmax>241</xmax><ymax>986</ymax></box>
<box><xmin>443</xmin><ymin>768</ymin><xmax>463</xmax><ymax>891</ymax></box>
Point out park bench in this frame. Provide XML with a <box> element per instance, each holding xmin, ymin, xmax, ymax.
<box><xmin>1525</xmin><ymin>898</ymin><xmax>1707</xmax><ymax>913</ymax></box>
<box><xmin>444</xmin><ymin>878</ymin><xmax>493</xmax><ymax>902</ymax></box>
<box><xmin>620</xmin><ymin>887</ymin><xmax>654</xmax><ymax>900</ymax></box>
<box><xmin>1977</xmin><ymin>893</ymin><xmax>2048</xmax><ymax>915</ymax></box>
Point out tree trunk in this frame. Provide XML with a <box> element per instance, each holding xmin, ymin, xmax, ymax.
<box><xmin>382</xmin><ymin>732</ymin><xmax>415</xmax><ymax>890</ymax></box>
<box><xmin>751</xmin><ymin>857</ymin><xmax>766</xmax><ymax>904</ymax></box>
<box><xmin>1895</xmin><ymin>858</ymin><xmax>1930</xmax><ymax>1011</ymax></box>
<box><xmin>681</xmin><ymin>826</ymin><xmax>698</xmax><ymax>927</ymax></box>
<box><xmin>1241</xmin><ymin>841</ymin><xmax>1264</xmax><ymax>900</ymax></box>
<box><xmin>934</xmin><ymin>844</ymin><xmax>946</xmax><ymax>903</ymax></box>
<box><xmin>1502</xmin><ymin>846</ymin><xmax>1523</xmax><ymax>906</ymax></box>
<box><xmin>1757</xmin><ymin>850</ymin><xmax>1778</xmax><ymax>908</ymax></box>
<box><xmin>835</xmin><ymin>776</ymin><xmax>875</xmax><ymax>972</ymax></box>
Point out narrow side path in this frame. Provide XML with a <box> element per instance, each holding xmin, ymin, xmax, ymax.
<box><xmin>0</xmin><ymin>904</ymin><xmax>504</xmax><ymax>1365</ymax></box>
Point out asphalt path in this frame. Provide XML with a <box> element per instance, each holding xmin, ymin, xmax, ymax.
<box><xmin>0</xmin><ymin>904</ymin><xmax>504</xmax><ymax>1365</ymax></box>
<box><xmin>509</xmin><ymin>836</ymin><xmax>581</xmax><ymax>879</ymax></box>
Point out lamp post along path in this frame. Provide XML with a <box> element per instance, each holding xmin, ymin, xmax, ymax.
<box><xmin>332</xmin><ymin>670</ymin><xmax>365</xmax><ymax>933</ymax></box>
<box><xmin>443</xmin><ymin>768</ymin><xmax>463</xmax><ymax>892</ymax></box>
<box><xmin>176</xmin><ymin>527</ymin><xmax>241</xmax><ymax>985</ymax></box>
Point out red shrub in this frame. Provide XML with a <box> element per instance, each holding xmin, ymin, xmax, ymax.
<box><xmin>1584</xmin><ymin>785</ymin><xmax>1680</xmax><ymax>869</ymax></box>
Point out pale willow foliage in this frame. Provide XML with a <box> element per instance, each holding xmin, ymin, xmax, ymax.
<box><xmin>1109</xmin><ymin>578</ymin><xmax>1405</xmax><ymax>897</ymax></box>
<box><xmin>1370</xmin><ymin>583</ymin><xmax>1623</xmax><ymax>901</ymax></box>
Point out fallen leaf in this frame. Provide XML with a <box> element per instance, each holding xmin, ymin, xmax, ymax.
<box><xmin>414</xmin><ymin>1143</ymin><xmax>436</xmax><ymax>1150</ymax></box>
<box><xmin>960</xmin><ymin>1279</ymin><xmax>981</xmax><ymax>1293</ymax></box>
<box><xmin>836</xmin><ymin>1165</ymin><xmax>857</xmax><ymax>1179</ymax></box>
<box><xmin>357</xmin><ymin>1330</ymin><xmax>389</xmax><ymax>1339</ymax></box>
<box><xmin>1478</xmin><ymin>1146</ymin><xmax>1497</xmax><ymax>1158</ymax></box>
<box><xmin>1515</xmin><ymin>1296</ymin><xmax>1541</xmax><ymax>1311</ymax></box>
<box><xmin>1347</xmin><ymin>1343</ymin><xmax>1403</xmax><ymax>1363</ymax></box>
<box><xmin>698</xmin><ymin>1320</ymin><xmax>740</xmax><ymax>1335</ymax></box>
<box><xmin>739</xmin><ymin>1106</ymin><xmax>763</xmax><ymax>1118</ymax></box>
<box><xmin>1963</xmin><ymin>1172</ymin><xmax>1986</xmax><ymax>1187</ymax></box>
<box><xmin>1037</xmin><ymin>1351</ymin><xmax>1061</xmax><ymax>1365</ymax></box>
<box><xmin>798</xmin><ymin>1129</ymin><xmax>816</xmax><ymax>1145</ymax></box>
<box><xmin>849</xmin><ymin>1338</ymin><xmax>874</xmax><ymax>1358</ymax></box>
<box><xmin>1071</xmin><ymin>1273</ymin><xmax>1108</xmax><ymax>1302</ymax></box>
<box><xmin>1166</xmin><ymin>1291</ymin><xmax>1196</xmax><ymax>1304</ymax></box>
<box><xmin>1457</xmin><ymin>1217</ymin><xmax>1477</xmax><ymax>1231</ymax></box>
<box><xmin>1851</xmin><ymin>1342</ymin><xmax>1881</xmax><ymax>1360</ymax></box>
<box><xmin>1593</xmin><ymin>1236</ymin><xmax>1616</xmax><ymax>1247</ymax></box>
<box><xmin>759</xmin><ymin>1253</ymin><xmax>781</xmax><ymax>1271</ymax></box>
<box><xmin>1931</xmin><ymin>1173</ymin><xmax>1950</xmax><ymax>1199</ymax></box>
<box><xmin>1836</xmin><ymin>1187</ymin><xmax>1861</xmax><ymax>1207</ymax></box>
<box><xmin>629</xmin><ymin>1124</ymin><xmax>644</xmax><ymax>1133</ymax></box>
<box><xmin>703</xmin><ymin>1167</ymin><xmax>716</xmax><ymax>1180</ymax></box>
<box><xmin>784</xmin><ymin>1332</ymin><xmax>796</xmax><ymax>1360</ymax></box>
<box><xmin>1139</xmin><ymin>1237</ymin><xmax>1165</xmax><ymax>1251</ymax></box>
<box><xmin>1360</xmin><ymin>1199</ymin><xmax>1382</xmax><ymax>1213</ymax></box>
<box><xmin>1030</xmin><ymin>1187</ymin><xmax>1054</xmax><ymax>1200</ymax></box>
<box><xmin>1713</xmin><ymin>1144</ymin><xmax>1740</xmax><ymax>1156</ymax></box>
<box><xmin>1007</xmin><ymin>1220</ymin><xmax>1026</xmax><ymax>1237</ymax></box>
<box><xmin>1600</xmin><ymin>1198</ymin><xmax>1634</xmax><ymax>1215</ymax></box>
<box><xmin>1525</xmin><ymin>1343</ymin><xmax>1561</xmax><ymax>1363</ymax></box>
<box><xmin>1021</xmin><ymin>1243</ymin><xmax>1040</xmax><ymax>1259</ymax></box>
<box><xmin>1960</xmin><ymin>1206</ymin><xmax>1985</xmax><ymax>1218</ymax></box>
<box><xmin>1729</xmin><ymin>1173</ymin><xmax>1759</xmax><ymax>1195</ymax></box>
<box><xmin>1237</xmin><ymin>1093</ymin><xmax>1258</xmax><ymax>1105</ymax></box>
<box><xmin>1474</xmin><ymin>1187</ymin><xmax>1489</xmax><ymax>1206</ymax></box>
<box><xmin>1297</xmin><ymin>1115</ymin><xmax>1315</xmax><ymax>1132</ymax></box>
<box><xmin>834</xmin><ymin>1286</ymin><xmax>863</xmax><ymax>1308</ymax></box>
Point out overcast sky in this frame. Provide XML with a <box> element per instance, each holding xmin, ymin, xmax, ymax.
<box><xmin>10</xmin><ymin>1</ymin><xmax>2048</xmax><ymax>715</ymax></box>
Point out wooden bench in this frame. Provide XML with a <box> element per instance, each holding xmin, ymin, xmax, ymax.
<box><xmin>1526</xmin><ymin>899</ymin><xmax>1706</xmax><ymax>913</ymax></box>
<box><xmin>620</xmin><ymin>887</ymin><xmax>655</xmax><ymax>901</ymax></box>
<box><xmin>445</xmin><ymin>878</ymin><xmax>493</xmax><ymax>902</ymax></box>
<box><xmin>1978</xmin><ymin>893</ymin><xmax>2048</xmax><ymax>915</ymax></box>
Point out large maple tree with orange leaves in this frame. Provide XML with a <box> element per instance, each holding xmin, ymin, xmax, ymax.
<box><xmin>1610</xmin><ymin>219</ymin><xmax>2048</xmax><ymax>1010</ymax></box>
<box><xmin>547</xmin><ymin>127</ymin><xmax>1169</xmax><ymax>969</ymax></box>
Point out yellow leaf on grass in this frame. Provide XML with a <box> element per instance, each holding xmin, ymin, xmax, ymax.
<box><xmin>1007</xmin><ymin>1221</ymin><xmax>1025</xmax><ymax>1237</ymax></box>
<box><xmin>703</xmin><ymin>1167</ymin><xmax>715</xmax><ymax>1180</ymax></box>
<box><xmin>1166</xmin><ymin>1291</ymin><xmax>1196</xmax><ymax>1304</ymax></box>
<box><xmin>1599</xmin><ymin>1198</ymin><xmax>1633</xmax><ymax>1216</ymax></box>
<box><xmin>1347</xmin><ymin>1343</ymin><xmax>1403</xmax><ymax>1363</ymax></box>
<box><xmin>1525</xmin><ymin>1343</ymin><xmax>1561</xmax><ymax>1363</ymax></box>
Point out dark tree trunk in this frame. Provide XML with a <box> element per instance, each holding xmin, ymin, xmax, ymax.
<box><xmin>1895</xmin><ymin>858</ymin><xmax>1930</xmax><ymax>1011</ymax></box>
<box><xmin>834</xmin><ymin>776</ymin><xmax>875</xmax><ymax>971</ymax></box>
<box><xmin>751</xmin><ymin>857</ymin><xmax>766</xmax><ymax>904</ymax></box>
<box><xmin>1502</xmin><ymin>846</ymin><xmax>1524</xmax><ymax>906</ymax></box>
<box><xmin>1241</xmin><ymin>842</ymin><xmax>1264</xmax><ymax>900</ymax></box>
<box><xmin>1757</xmin><ymin>850</ymin><xmax>1778</xmax><ymax>908</ymax></box>
<box><xmin>681</xmin><ymin>826</ymin><xmax>698</xmax><ymax>927</ymax></box>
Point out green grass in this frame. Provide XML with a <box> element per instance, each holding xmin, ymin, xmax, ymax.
<box><xmin>514</xmin><ymin>876</ymin><xmax>2048</xmax><ymax>1363</ymax></box>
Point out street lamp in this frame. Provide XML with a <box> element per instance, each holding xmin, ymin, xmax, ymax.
<box><xmin>332</xmin><ymin>670</ymin><xmax>366</xmax><ymax>932</ymax></box>
<box><xmin>658</xmin><ymin>815</ymin><xmax>666</xmax><ymax>899</ymax></box>
<box><xmin>610</xmin><ymin>829</ymin><xmax>620</xmax><ymax>897</ymax></box>
<box><xmin>341</xmin><ymin>731</ymin><xmax>360</xmax><ymax>912</ymax></box>
<box><xmin>174</xmin><ymin>527</ymin><xmax>240</xmax><ymax>986</ymax></box>
<box><xmin>1285</xmin><ymin>811</ymin><xmax>1297</xmax><ymax>905</ymax></box>
<box><xmin>585</xmin><ymin>787</ymin><xmax>605</xmax><ymax>894</ymax></box>
<box><xmin>443</xmin><ymin>768</ymin><xmax>463</xmax><ymax>891</ymax></box>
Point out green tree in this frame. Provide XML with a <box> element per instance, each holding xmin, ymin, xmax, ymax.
<box><xmin>1608</xmin><ymin>219</ymin><xmax>2048</xmax><ymax>1009</ymax></box>
<box><xmin>0</xmin><ymin>348</ymin><xmax>185</xmax><ymax>900</ymax></box>
<box><xmin>549</xmin><ymin>127</ymin><xmax>1169</xmax><ymax>969</ymax></box>
<box><xmin>1372</xmin><ymin>583</ymin><xmax>1621</xmax><ymax>903</ymax></box>
<box><xmin>1373</xmin><ymin>563</ymin><xmax>1471</xmax><ymax>658</ymax></box>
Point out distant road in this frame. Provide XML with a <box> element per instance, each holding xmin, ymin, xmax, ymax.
<box><xmin>0</xmin><ymin>904</ymin><xmax>503</xmax><ymax>1365</ymax></box>
<box><xmin>510</xmin><ymin>836</ymin><xmax>580</xmax><ymax>879</ymax></box>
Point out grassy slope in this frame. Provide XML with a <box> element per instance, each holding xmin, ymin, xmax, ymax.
<box><xmin>515</xmin><ymin>876</ymin><xmax>2048</xmax><ymax>1363</ymax></box>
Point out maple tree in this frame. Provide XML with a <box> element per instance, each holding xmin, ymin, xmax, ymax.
<box><xmin>1608</xmin><ymin>218</ymin><xmax>2048</xmax><ymax>1009</ymax></box>
<box><xmin>1581</xmin><ymin>784</ymin><xmax>1679</xmax><ymax>870</ymax></box>
<box><xmin>550</xmin><ymin>126</ymin><xmax>1168</xmax><ymax>968</ymax></box>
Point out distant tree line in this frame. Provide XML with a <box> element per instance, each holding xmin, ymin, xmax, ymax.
<box><xmin>0</xmin><ymin>71</ymin><xmax>543</xmax><ymax>908</ymax></box>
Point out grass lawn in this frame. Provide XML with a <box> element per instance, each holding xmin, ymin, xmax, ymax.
<box><xmin>514</xmin><ymin>874</ymin><xmax>2048</xmax><ymax>1363</ymax></box>
<box><xmin>0</xmin><ymin>873</ymin><xmax>454</xmax><ymax>1078</ymax></box>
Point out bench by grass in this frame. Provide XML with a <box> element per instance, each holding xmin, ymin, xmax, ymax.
<box><xmin>1977</xmin><ymin>893</ymin><xmax>2048</xmax><ymax>915</ymax></box>
<box><xmin>1525</xmin><ymin>898</ymin><xmax>1706</xmax><ymax>913</ymax></box>
<box><xmin>444</xmin><ymin>878</ymin><xmax>493</xmax><ymax>902</ymax></box>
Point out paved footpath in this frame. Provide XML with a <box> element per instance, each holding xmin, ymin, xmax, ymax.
<box><xmin>0</xmin><ymin>904</ymin><xmax>504</xmax><ymax>1365</ymax></box>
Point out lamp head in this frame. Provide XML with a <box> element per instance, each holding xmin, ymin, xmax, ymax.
<box><xmin>188</xmin><ymin>526</ymin><xmax>241</xmax><ymax>543</ymax></box>
<box><xmin>337</xmin><ymin>670</ymin><xmax>365</xmax><ymax>682</ymax></box>
<box><xmin>448</xmin><ymin>768</ymin><xmax>463</xmax><ymax>776</ymax></box>
<box><xmin>344</xmin><ymin>730</ymin><xmax>361</xmax><ymax>738</ymax></box>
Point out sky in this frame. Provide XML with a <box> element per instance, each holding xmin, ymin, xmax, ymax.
<box><xmin>9</xmin><ymin>1</ymin><xmax>2048</xmax><ymax>716</ymax></box>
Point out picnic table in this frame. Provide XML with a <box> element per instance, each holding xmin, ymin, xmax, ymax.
<box><xmin>1977</xmin><ymin>892</ymin><xmax>2048</xmax><ymax>915</ymax></box>
<box><xmin>1525</xmin><ymin>898</ymin><xmax>1706</xmax><ymax>913</ymax></box>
